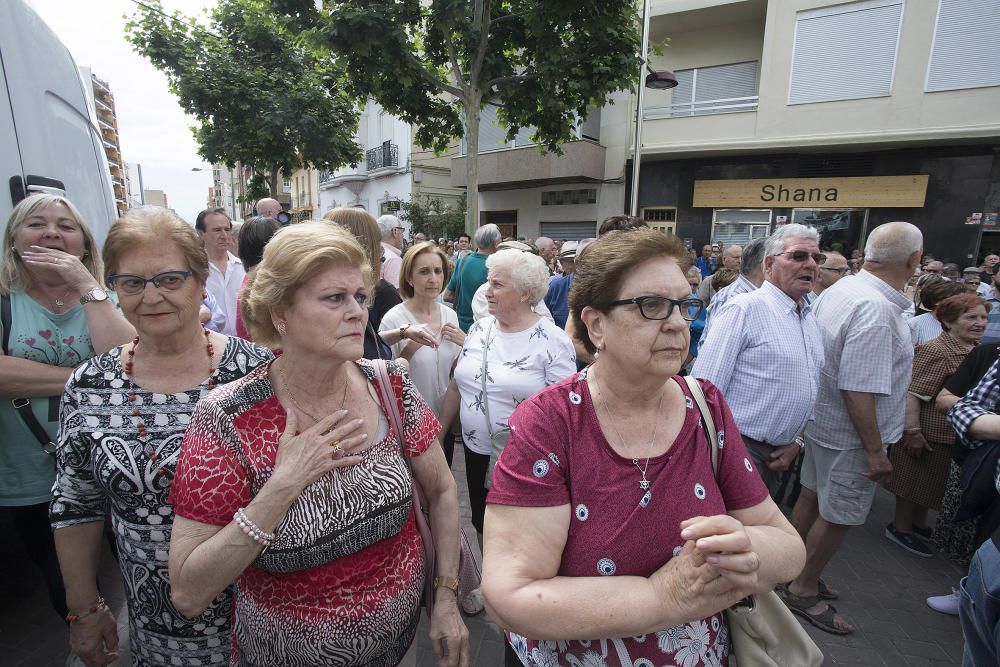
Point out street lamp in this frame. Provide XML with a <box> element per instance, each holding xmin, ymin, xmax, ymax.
<box><xmin>630</xmin><ymin>0</ymin><xmax>678</xmax><ymax>217</ymax></box>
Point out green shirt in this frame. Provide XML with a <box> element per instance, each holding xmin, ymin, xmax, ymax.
<box><xmin>0</xmin><ymin>291</ymin><xmax>111</xmax><ymax>505</ymax></box>
<box><xmin>446</xmin><ymin>252</ymin><xmax>488</xmax><ymax>332</ymax></box>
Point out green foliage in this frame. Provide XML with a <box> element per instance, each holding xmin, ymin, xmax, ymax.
<box><xmin>125</xmin><ymin>0</ymin><xmax>361</xmax><ymax>195</ymax></box>
<box><xmin>400</xmin><ymin>196</ymin><xmax>467</xmax><ymax>240</ymax></box>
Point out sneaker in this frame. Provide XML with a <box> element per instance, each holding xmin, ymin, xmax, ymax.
<box><xmin>885</xmin><ymin>523</ymin><xmax>934</xmax><ymax>558</ymax></box>
<box><xmin>926</xmin><ymin>589</ymin><xmax>961</xmax><ymax>615</ymax></box>
<box><xmin>913</xmin><ymin>524</ymin><xmax>934</xmax><ymax>540</ymax></box>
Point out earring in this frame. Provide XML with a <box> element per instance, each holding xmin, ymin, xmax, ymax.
<box><xmin>276</xmin><ymin>321</ymin><xmax>287</xmax><ymax>336</ymax></box>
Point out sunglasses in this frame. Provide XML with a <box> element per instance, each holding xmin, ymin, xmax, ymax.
<box><xmin>774</xmin><ymin>250</ymin><xmax>827</xmax><ymax>265</ymax></box>
<box><xmin>820</xmin><ymin>266</ymin><xmax>850</xmax><ymax>276</ymax></box>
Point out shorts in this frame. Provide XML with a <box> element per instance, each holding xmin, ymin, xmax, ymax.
<box><xmin>799</xmin><ymin>437</ymin><xmax>877</xmax><ymax>526</ymax></box>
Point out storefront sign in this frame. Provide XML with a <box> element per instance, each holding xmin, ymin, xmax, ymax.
<box><xmin>692</xmin><ymin>176</ymin><xmax>929</xmax><ymax>208</ymax></box>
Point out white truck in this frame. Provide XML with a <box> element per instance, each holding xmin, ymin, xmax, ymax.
<box><xmin>0</xmin><ymin>0</ymin><xmax>117</xmax><ymax>242</ymax></box>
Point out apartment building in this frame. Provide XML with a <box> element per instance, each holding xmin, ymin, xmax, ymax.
<box><xmin>209</xmin><ymin>163</ymin><xmax>247</xmax><ymax>222</ymax></box>
<box><xmin>634</xmin><ymin>0</ymin><xmax>1000</xmax><ymax>261</ymax></box>
<box><xmin>319</xmin><ymin>100</ymin><xmax>462</xmax><ymax>235</ymax></box>
<box><xmin>80</xmin><ymin>68</ymin><xmax>128</xmax><ymax>216</ymax></box>
<box><xmin>288</xmin><ymin>167</ymin><xmax>320</xmax><ymax>223</ymax></box>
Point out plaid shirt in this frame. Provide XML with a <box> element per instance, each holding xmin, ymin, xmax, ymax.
<box><xmin>947</xmin><ymin>359</ymin><xmax>1000</xmax><ymax>493</ymax></box>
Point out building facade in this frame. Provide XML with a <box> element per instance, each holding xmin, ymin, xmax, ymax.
<box><xmin>143</xmin><ymin>189</ymin><xmax>169</xmax><ymax>209</ymax></box>
<box><xmin>124</xmin><ymin>162</ymin><xmax>144</xmax><ymax>210</ymax></box>
<box><xmin>632</xmin><ymin>0</ymin><xmax>1000</xmax><ymax>262</ymax></box>
<box><xmin>80</xmin><ymin>68</ymin><xmax>127</xmax><ymax>216</ymax></box>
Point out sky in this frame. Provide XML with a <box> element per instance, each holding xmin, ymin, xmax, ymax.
<box><xmin>28</xmin><ymin>0</ymin><xmax>217</xmax><ymax>224</ymax></box>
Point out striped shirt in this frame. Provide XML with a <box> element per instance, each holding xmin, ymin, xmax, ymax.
<box><xmin>982</xmin><ymin>291</ymin><xmax>1000</xmax><ymax>344</ymax></box>
<box><xmin>699</xmin><ymin>275</ymin><xmax>757</xmax><ymax>351</ymax></box>
<box><xmin>804</xmin><ymin>270</ymin><xmax>913</xmax><ymax>451</ymax></box>
<box><xmin>693</xmin><ymin>280</ymin><xmax>824</xmax><ymax>444</ymax></box>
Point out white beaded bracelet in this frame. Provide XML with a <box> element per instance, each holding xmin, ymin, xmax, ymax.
<box><xmin>234</xmin><ymin>508</ymin><xmax>275</xmax><ymax>549</ymax></box>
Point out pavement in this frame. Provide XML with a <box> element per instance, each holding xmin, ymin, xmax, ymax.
<box><xmin>1</xmin><ymin>453</ymin><xmax>968</xmax><ymax>666</ymax></box>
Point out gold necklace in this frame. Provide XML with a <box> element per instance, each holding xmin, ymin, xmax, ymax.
<box><xmin>277</xmin><ymin>360</ymin><xmax>350</xmax><ymax>424</ymax></box>
<box><xmin>594</xmin><ymin>372</ymin><xmax>666</xmax><ymax>491</ymax></box>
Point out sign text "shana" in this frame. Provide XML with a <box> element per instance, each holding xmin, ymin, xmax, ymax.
<box><xmin>760</xmin><ymin>184</ymin><xmax>838</xmax><ymax>203</ymax></box>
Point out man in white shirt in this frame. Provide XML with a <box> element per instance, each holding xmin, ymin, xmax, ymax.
<box><xmin>696</xmin><ymin>243</ymin><xmax>742</xmax><ymax>305</ymax></box>
<box><xmin>196</xmin><ymin>207</ymin><xmax>245</xmax><ymax>337</ymax></box>
<box><xmin>964</xmin><ymin>266</ymin><xmax>992</xmax><ymax>297</ymax></box>
<box><xmin>693</xmin><ymin>224</ymin><xmax>825</xmax><ymax>496</ymax></box>
<box><xmin>812</xmin><ymin>250</ymin><xmax>849</xmax><ymax>299</ymax></box>
<box><xmin>783</xmin><ymin>222</ymin><xmax>923</xmax><ymax>635</ymax></box>
<box><xmin>699</xmin><ymin>237</ymin><xmax>766</xmax><ymax>346</ymax></box>
<box><xmin>377</xmin><ymin>214</ymin><xmax>405</xmax><ymax>288</ymax></box>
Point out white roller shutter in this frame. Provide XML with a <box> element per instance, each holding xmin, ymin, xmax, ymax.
<box><xmin>789</xmin><ymin>0</ymin><xmax>904</xmax><ymax>105</ymax></box>
<box><xmin>540</xmin><ymin>221</ymin><xmax>598</xmax><ymax>241</ymax></box>
<box><xmin>926</xmin><ymin>0</ymin><xmax>1000</xmax><ymax>91</ymax></box>
<box><xmin>670</xmin><ymin>62</ymin><xmax>757</xmax><ymax>116</ymax></box>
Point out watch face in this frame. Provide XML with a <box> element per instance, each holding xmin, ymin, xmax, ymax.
<box><xmin>83</xmin><ymin>288</ymin><xmax>108</xmax><ymax>303</ymax></box>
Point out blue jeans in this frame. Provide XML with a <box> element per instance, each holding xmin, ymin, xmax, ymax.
<box><xmin>960</xmin><ymin>539</ymin><xmax>1000</xmax><ymax>667</ymax></box>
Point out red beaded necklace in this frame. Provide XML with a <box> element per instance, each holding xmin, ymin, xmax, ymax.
<box><xmin>124</xmin><ymin>329</ymin><xmax>215</xmax><ymax>461</ymax></box>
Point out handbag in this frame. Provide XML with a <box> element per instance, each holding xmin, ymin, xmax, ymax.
<box><xmin>479</xmin><ymin>318</ymin><xmax>510</xmax><ymax>489</ymax></box>
<box><xmin>955</xmin><ymin>440</ymin><xmax>1000</xmax><ymax>522</ymax></box>
<box><xmin>373</xmin><ymin>360</ymin><xmax>481</xmax><ymax>618</ymax></box>
<box><xmin>682</xmin><ymin>375</ymin><xmax>823</xmax><ymax>667</ymax></box>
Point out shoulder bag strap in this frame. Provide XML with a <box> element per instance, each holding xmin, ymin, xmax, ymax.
<box><xmin>682</xmin><ymin>375</ymin><xmax>719</xmax><ymax>477</ymax></box>
<box><xmin>3</xmin><ymin>294</ymin><xmax>56</xmax><ymax>455</ymax></box>
<box><xmin>480</xmin><ymin>319</ymin><xmax>495</xmax><ymax>436</ymax></box>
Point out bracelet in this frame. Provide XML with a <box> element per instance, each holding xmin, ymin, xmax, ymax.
<box><xmin>66</xmin><ymin>596</ymin><xmax>109</xmax><ymax>623</ymax></box>
<box><xmin>234</xmin><ymin>508</ymin><xmax>275</xmax><ymax>549</ymax></box>
<box><xmin>904</xmin><ymin>427</ymin><xmax>922</xmax><ymax>434</ymax></box>
<box><xmin>434</xmin><ymin>575</ymin><xmax>461</xmax><ymax>594</ymax></box>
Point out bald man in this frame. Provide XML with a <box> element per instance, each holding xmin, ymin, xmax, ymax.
<box><xmin>813</xmin><ymin>250</ymin><xmax>849</xmax><ymax>298</ymax></box>
<box><xmin>255</xmin><ymin>198</ymin><xmax>281</xmax><ymax>218</ymax></box>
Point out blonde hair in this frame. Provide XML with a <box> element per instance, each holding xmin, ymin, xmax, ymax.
<box><xmin>400</xmin><ymin>241</ymin><xmax>451</xmax><ymax>299</ymax></box>
<box><xmin>323</xmin><ymin>207</ymin><xmax>382</xmax><ymax>274</ymax></box>
<box><xmin>0</xmin><ymin>194</ymin><xmax>104</xmax><ymax>295</ymax></box>
<box><xmin>241</xmin><ymin>222</ymin><xmax>374</xmax><ymax>347</ymax></box>
<box><xmin>103</xmin><ymin>207</ymin><xmax>209</xmax><ymax>285</ymax></box>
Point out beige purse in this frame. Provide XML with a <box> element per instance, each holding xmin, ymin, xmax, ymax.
<box><xmin>682</xmin><ymin>375</ymin><xmax>824</xmax><ymax>667</ymax></box>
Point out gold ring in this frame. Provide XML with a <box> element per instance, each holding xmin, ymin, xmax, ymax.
<box><xmin>331</xmin><ymin>443</ymin><xmax>344</xmax><ymax>459</ymax></box>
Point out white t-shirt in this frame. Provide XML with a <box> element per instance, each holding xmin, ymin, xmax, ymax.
<box><xmin>378</xmin><ymin>302</ymin><xmax>462</xmax><ymax>416</ymax></box>
<box><xmin>455</xmin><ymin>315</ymin><xmax>576</xmax><ymax>455</ymax></box>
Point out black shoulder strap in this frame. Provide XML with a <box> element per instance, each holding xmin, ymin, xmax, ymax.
<box><xmin>2</xmin><ymin>293</ymin><xmax>11</xmax><ymax>355</ymax></box>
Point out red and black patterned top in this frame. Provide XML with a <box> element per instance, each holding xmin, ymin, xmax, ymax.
<box><xmin>170</xmin><ymin>358</ymin><xmax>440</xmax><ymax>666</ymax></box>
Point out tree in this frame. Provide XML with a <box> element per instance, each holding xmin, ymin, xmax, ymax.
<box><xmin>125</xmin><ymin>0</ymin><xmax>361</xmax><ymax>197</ymax></box>
<box><xmin>272</xmin><ymin>0</ymin><xmax>643</xmax><ymax>234</ymax></box>
<box><xmin>400</xmin><ymin>196</ymin><xmax>467</xmax><ymax>241</ymax></box>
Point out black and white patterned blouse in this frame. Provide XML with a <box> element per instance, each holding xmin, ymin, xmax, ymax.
<box><xmin>50</xmin><ymin>336</ymin><xmax>272</xmax><ymax>667</ymax></box>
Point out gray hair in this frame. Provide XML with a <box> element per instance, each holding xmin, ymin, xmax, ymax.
<box><xmin>486</xmin><ymin>248</ymin><xmax>550</xmax><ymax>305</ymax></box>
<box><xmin>376</xmin><ymin>214</ymin><xmax>401</xmax><ymax>239</ymax></box>
<box><xmin>764</xmin><ymin>223</ymin><xmax>820</xmax><ymax>257</ymax></box>
<box><xmin>740</xmin><ymin>237</ymin><xmax>767</xmax><ymax>277</ymax></box>
<box><xmin>864</xmin><ymin>221</ymin><xmax>923</xmax><ymax>264</ymax></box>
<box><xmin>474</xmin><ymin>223</ymin><xmax>501</xmax><ymax>251</ymax></box>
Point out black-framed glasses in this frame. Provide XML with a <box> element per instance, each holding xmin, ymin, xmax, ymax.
<box><xmin>774</xmin><ymin>250</ymin><xmax>827</xmax><ymax>265</ymax></box>
<box><xmin>607</xmin><ymin>296</ymin><xmax>704</xmax><ymax>322</ymax></box>
<box><xmin>820</xmin><ymin>266</ymin><xmax>850</xmax><ymax>276</ymax></box>
<box><xmin>107</xmin><ymin>270</ymin><xmax>193</xmax><ymax>295</ymax></box>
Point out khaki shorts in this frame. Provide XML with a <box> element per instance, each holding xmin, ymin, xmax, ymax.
<box><xmin>799</xmin><ymin>437</ymin><xmax>877</xmax><ymax>526</ymax></box>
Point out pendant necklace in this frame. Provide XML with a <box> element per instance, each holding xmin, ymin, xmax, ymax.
<box><xmin>277</xmin><ymin>360</ymin><xmax>350</xmax><ymax>427</ymax></box>
<box><xmin>596</xmin><ymin>373</ymin><xmax>666</xmax><ymax>491</ymax></box>
<box><xmin>124</xmin><ymin>329</ymin><xmax>215</xmax><ymax>461</ymax></box>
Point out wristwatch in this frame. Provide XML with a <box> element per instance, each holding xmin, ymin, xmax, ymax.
<box><xmin>399</xmin><ymin>323</ymin><xmax>411</xmax><ymax>339</ymax></box>
<box><xmin>80</xmin><ymin>287</ymin><xmax>109</xmax><ymax>305</ymax></box>
<box><xmin>433</xmin><ymin>575</ymin><xmax>460</xmax><ymax>594</ymax></box>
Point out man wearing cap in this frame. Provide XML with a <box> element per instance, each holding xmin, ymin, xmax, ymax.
<box><xmin>543</xmin><ymin>241</ymin><xmax>580</xmax><ymax>329</ymax></box>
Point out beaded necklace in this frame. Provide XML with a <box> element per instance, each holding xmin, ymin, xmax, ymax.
<box><xmin>123</xmin><ymin>329</ymin><xmax>215</xmax><ymax>461</ymax></box>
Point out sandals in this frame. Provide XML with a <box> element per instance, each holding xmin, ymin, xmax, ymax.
<box><xmin>817</xmin><ymin>578</ymin><xmax>839</xmax><ymax>600</ymax></box>
<box><xmin>778</xmin><ymin>587</ymin><xmax>853</xmax><ymax>635</ymax></box>
<box><xmin>462</xmin><ymin>587</ymin><xmax>485</xmax><ymax>616</ymax></box>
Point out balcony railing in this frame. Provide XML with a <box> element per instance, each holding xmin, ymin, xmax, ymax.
<box><xmin>318</xmin><ymin>169</ymin><xmax>333</xmax><ymax>184</ymax></box>
<box><xmin>366</xmin><ymin>142</ymin><xmax>398</xmax><ymax>171</ymax></box>
<box><xmin>644</xmin><ymin>96</ymin><xmax>759</xmax><ymax>120</ymax></box>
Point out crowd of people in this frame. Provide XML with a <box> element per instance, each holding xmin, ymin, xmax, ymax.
<box><xmin>2</xmin><ymin>193</ymin><xmax>998</xmax><ymax>667</ymax></box>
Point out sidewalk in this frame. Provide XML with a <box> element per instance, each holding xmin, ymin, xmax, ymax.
<box><xmin>0</xmin><ymin>464</ymin><xmax>965</xmax><ymax>666</ymax></box>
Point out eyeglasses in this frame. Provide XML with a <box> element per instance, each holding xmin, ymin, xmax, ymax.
<box><xmin>923</xmin><ymin>268</ymin><xmax>942</xmax><ymax>274</ymax></box>
<box><xmin>774</xmin><ymin>250</ymin><xmax>827</xmax><ymax>265</ymax></box>
<box><xmin>820</xmin><ymin>266</ymin><xmax>850</xmax><ymax>276</ymax></box>
<box><xmin>107</xmin><ymin>270</ymin><xmax>194</xmax><ymax>295</ymax></box>
<box><xmin>607</xmin><ymin>295</ymin><xmax>704</xmax><ymax>322</ymax></box>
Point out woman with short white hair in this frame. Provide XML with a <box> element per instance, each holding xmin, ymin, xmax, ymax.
<box><xmin>439</xmin><ymin>248</ymin><xmax>576</xmax><ymax>613</ymax></box>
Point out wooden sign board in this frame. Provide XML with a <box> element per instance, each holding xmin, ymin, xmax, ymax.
<box><xmin>693</xmin><ymin>175</ymin><xmax>929</xmax><ymax>209</ymax></box>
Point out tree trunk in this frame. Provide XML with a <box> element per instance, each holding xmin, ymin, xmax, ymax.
<box><xmin>268</xmin><ymin>168</ymin><xmax>280</xmax><ymax>198</ymax></box>
<box><xmin>464</xmin><ymin>92</ymin><xmax>482</xmax><ymax>237</ymax></box>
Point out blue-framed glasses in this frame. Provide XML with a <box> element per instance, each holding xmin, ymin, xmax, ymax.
<box><xmin>107</xmin><ymin>270</ymin><xmax>193</xmax><ymax>295</ymax></box>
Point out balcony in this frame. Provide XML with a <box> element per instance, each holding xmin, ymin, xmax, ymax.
<box><xmin>366</xmin><ymin>142</ymin><xmax>399</xmax><ymax>171</ymax></box>
<box><xmin>645</xmin><ymin>95</ymin><xmax>759</xmax><ymax>119</ymax></box>
<box><xmin>451</xmin><ymin>139</ymin><xmax>606</xmax><ymax>190</ymax></box>
<box><xmin>98</xmin><ymin>118</ymin><xmax>116</xmax><ymax>133</ymax></box>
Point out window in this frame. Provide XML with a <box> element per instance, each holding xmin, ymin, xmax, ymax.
<box><xmin>541</xmin><ymin>189</ymin><xmax>597</xmax><ymax>206</ymax></box>
<box><xmin>539</xmin><ymin>221</ymin><xmax>597</xmax><ymax>241</ymax></box>
<box><xmin>788</xmin><ymin>0</ymin><xmax>904</xmax><ymax>105</ymax></box>
<box><xmin>926</xmin><ymin>0</ymin><xmax>1000</xmax><ymax>91</ymax></box>
<box><xmin>791</xmin><ymin>208</ymin><xmax>869</xmax><ymax>255</ymax></box>
<box><xmin>641</xmin><ymin>207</ymin><xmax>677</xmax><ymax>223</ymax></box>
<box><xmin>711</xmin><ymin>209</ymin><xmax>772</xmax><ymax>247</ymax></box>
<box><xmin>670</xmin><ymin>62</ymin><xmax>759</xmax><ymax>116</ymax></box>
<box><xmin>282</xmin><ymin>178</ymin><xmax>291</xmax><ymax>193</ymax></box>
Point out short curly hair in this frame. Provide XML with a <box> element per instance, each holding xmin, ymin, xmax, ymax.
<box><xmin>240</xmin><ymin>222</ymin><xmax>373</xmax><ymax>347</ymax></box>
<box><xmin>570</xmin><ymin>228</ymin><xmax>690</xmax><ymax>355</ymax></box>
<box><xmin>104</xmin><ymin>207</ymin><xmax>208</xmax><ymax>286</ymax></box>
<box><xmin>935</xmin><ymin>293</ymin><xmax>991</xmax><ymax>331</ymax></box>
<box><xmin>485</xmin><ymin>248</ymin><xmax>550</xmax><ymax>305</ymax></box>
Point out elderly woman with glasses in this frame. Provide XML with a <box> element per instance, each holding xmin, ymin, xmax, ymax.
<box><xmin>481</xmin><ymin>228</ymin><xmax>805</xmax><ymax>667</ymax></box>
<box><xmin>50</xmin><ymin>207</ymin><xmax>272</xmax><ymax>666</ymax></box>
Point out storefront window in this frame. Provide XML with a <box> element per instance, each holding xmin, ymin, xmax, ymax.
<box><xmin>791</xmin><ymin>208</ymin><xmax>868</xmax><ymax>256</ymax></box>
<box><xmin>711</xmin><ymin>209</ymin><xmax>772</xmax><ymax>246</ymax></box>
